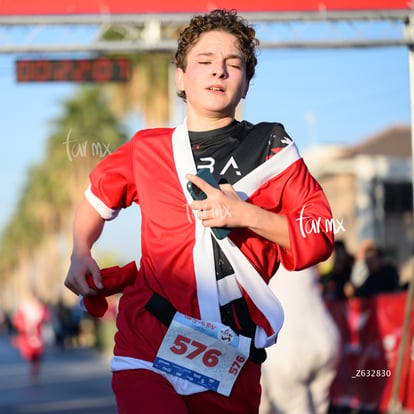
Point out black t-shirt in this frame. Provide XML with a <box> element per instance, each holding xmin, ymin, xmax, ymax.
<box><xmin>189</xmin><ymin>120</ymin><xmax>292</xmax><ymax>184</ymax></box>
<box><xmin>188</xmin><ymin>120</ymin><xmax>292</xmax><ymax>343</ymax></box>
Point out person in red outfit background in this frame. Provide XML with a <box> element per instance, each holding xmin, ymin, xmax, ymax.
<box><xmin>12</xmin><ymin>290</ymin><xmax>50</xmax><ymax>381</ymax></box>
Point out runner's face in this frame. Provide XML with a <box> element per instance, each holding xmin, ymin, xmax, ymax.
<box><xmin>176</xmin><ymin>30</ymin><xmax>249</xmax><ymax>120</ymax></box>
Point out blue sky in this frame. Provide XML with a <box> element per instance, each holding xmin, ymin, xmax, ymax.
<box><xmin>0</xmin><ymin>42</ymin><xmax>411</xmax><ymax>263</ymax></box>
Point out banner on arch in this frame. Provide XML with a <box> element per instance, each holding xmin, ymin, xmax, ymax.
<box><xmin>0</xmin><ymin>0</ymin><xmax>412</xmax><ymax>16</ymax></box>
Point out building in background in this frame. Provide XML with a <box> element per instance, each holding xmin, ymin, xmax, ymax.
<box><xmin>304</xmin><ymin>125</ymin><xmax>413</xmax><ymax>284</ymax></box>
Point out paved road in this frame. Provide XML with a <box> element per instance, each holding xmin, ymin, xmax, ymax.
<box><xmin>0</xmin><ymin>333</ymin><xmax>117</xmax><ymax>414</ymax></box>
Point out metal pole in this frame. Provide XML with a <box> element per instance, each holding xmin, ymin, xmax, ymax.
<box><xmin>387</xmin><ymin>13</ymin><xmax>414</xmax><ymax>414</ymax></box>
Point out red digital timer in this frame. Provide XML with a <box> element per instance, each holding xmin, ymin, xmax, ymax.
<box><xmin>16</xmin><ymin>57</ymin><xmax>131</xmax><ymax>82</ymax></box>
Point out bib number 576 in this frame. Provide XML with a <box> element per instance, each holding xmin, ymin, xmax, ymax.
<box><xmin>170</xmin><ymin>334</ymin><xmax>222</xmax><ymax>368</ymax></box>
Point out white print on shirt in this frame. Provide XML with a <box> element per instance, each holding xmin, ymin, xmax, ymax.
<box><xmin>183</xmin><ymin>202</ymin><xmax>232</xmax><ymax>225</ymax></box>
<box><xmin>220</xmin><ymin>157</ymin><xmax>241</xmax><ymax>176</ymax></box>
<box><xmin>197</xmin><ymin>156</ymin><xmax>241</xmax><ymax>176</ymax></box>
<box><xmin>197</xmin><ymin>157</ymin><xmax>215</xmax><ymax>173</ymax></box>
<box><xmin>296</xmin><ymin>205</ymin><xmax>345</xmax><ymax>238</ymax></box>
<box><xmin>63</xmin><ymin>129</ymin><xmax>112</xmax><ymax>162</ymax></box>
<box><xmin>280</xmin><ymin>136</ymin><xmax>292</xmax><ymax>146</ymax></box>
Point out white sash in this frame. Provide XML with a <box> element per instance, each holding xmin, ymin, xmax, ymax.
<box><xmin>172</xmin><ymin>121</ymin><xmax>300</xmax><ymax>348</ymax></box>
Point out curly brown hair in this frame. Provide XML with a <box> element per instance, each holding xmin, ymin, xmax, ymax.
<box><xmin>175</xmin><ymin>9</ymin><xmax>260</xmax><ymax>100</ymax></box>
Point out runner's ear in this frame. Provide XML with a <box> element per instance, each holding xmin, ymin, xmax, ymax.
<box><xmin>175</xmin><ymin>67</ymin><xmax>185</xmax><ymax>93</ymax></box>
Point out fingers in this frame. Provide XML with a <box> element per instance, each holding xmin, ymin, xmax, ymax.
<box><xmin>219</xmin><ymin>182</ymin><xmax>237</xmax><ymax>195</ymax></box>
<box><xmin>90</xmin><ymin>264</ymin><xmax>103</xmax><ymax>290</ymax></box>
<box><xmin>64</xmin><ymin>272</ymin><xmax>90</xmax><ymax>297</ymax></box>
<box><xmin>186</xmin><ymin>173</ymin><xmax>244</xmax><ymax>228</ymax></box>
<box><xmin>196</xmin><ymin>203</ymin><xmax>232</xmax><ymax>226</ymax></box>
<box><xmin>186</xmin><ymin>173</ymin><xmax>217</xmax><ymax>195</ymax></box>
<box><xmin>64</xmin><ymin>257</ymin><xmax>102</xmax><ymax>297</ymax></box>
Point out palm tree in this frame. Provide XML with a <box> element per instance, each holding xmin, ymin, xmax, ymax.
<box><xmin>99</xmin><ymin>23</ymin><xmax>175</xmax><ymax>126</ymax></box>
<box><xmin>0</xmin><ymin>20</ymin><xmax>177</xmax><ymax>304</ymax></box>
<box><xmin>105</xmin><ymin>53</ymin><xmax>172</xmax><ymax>127</ymax></box>
<box><xmin>0</xmin><ymin>86</ymin><xmax>128</xmax><ymax>304</ymax></box>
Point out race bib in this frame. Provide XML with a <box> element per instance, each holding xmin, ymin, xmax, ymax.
<box><xmin>153</xmin><ymin>312</ymin><xmax>250</xmax><ymax>396</ymax></box>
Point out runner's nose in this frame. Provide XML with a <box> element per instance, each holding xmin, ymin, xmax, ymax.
<box><xmin>212</xmin><ymin>62</ymin><xmax>227</xmax><ymax>78</ymax></box>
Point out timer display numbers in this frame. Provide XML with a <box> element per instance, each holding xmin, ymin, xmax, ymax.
<box><xmin>16</xmin><ymin>57</ymin><xmax>131</xmax><ymax>83</ymax></box>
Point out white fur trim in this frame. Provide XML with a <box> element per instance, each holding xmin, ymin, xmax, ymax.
<box><xmin>85</xmin><ymin>185</ymin><xmax>120</xmax><ymax>220</ymax></box>
<box><xmin>111</xmin><ymin>356</ymin><xmax>207</xmax><ymax>395</ymax></box>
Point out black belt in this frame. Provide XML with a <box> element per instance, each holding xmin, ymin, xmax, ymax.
<box><xmin>145</xmin><ymin>292</ymin><xmax>266</xmax><ymax>364</ymax></box>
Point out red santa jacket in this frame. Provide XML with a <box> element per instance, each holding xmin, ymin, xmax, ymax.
<box><xmin>85</xmin><ymin>122</ymin><xmax>334</xmax><ymax>362</ymax></box>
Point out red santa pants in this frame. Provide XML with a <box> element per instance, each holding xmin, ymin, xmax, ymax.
<box><xmin>112</xmin><ymin>360</ymin><xmax>261</xmax><ymax>414</ymax></box>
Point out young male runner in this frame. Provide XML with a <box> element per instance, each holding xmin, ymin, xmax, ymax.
<box><xmin>65</xmin><ymin>9</ymin><xmax>334</xmax><ymax>413</ymax></box>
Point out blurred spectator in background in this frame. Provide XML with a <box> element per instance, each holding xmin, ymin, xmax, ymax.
<box><xmin>319</xmin><ymin>240</ymin><xmax>354</xmax><ymax>300</ymax></box>
<box><xmin>349</xmin><ymin>238</ymin><xmax>375</xmax><ymax>289</ymax></box>
<box><xmin>345</xmin><ymin>239</ymin><xmax>400</xmax><ymax>298</ymax></box>
<box><xmin>54</xmin><ymin>298</ymin><xmax>77</xmax><ymax>350</ymax></box>
<box><xmin>11</xmin><ymin>290</ymin><xmax>50</xmax><ymax>381</ymax></box>
<box><xmin>260</xmin><ymin>265</ymin><xmax>341</xmax><ymax>414</ymax></box>
<box><xmin>0</xmin><ymin>308</ymin><xmax>13</xmax><ymax>334</ymax></box>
